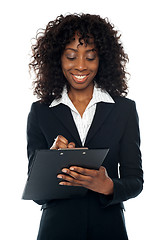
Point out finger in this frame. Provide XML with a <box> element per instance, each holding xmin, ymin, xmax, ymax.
<box><xmin>56</xmin><ymin>140</ymin><xmax>68</xmax><ymax>149</ymax></box>
<box><xmin>57</xmin><ymin>135</ymin><xmax>68</xmax><ymax>145</ymax></box>
<box><xmin>50</xmin><ymin>141</ymin><xmax>68</xmax><ymax>150</ymax></box>
<box><xmin>69</xmin><ymin>166</ymin><xmax>98</xmax><ymax>177</ymax></box>
<box><xmin>59</xmin><ymin>181</ymin><xmax>83</xmax><ymax>187</ymax></box>
<box><xmin>57</xmin><ymin>173</ymin><xmax>85</xmax><ymax>185</ymax></box>
<box><xmin>68</xmin><ymin>142</ymin><xmax>76</xmax><ymax>148</ymax></box>
<box><xmin>50</xmin><ymin>135</ymin><xmax>68</xmax><ymax>149</ymax></box>
<box><xmin>61</xmin><ymin>168</ymin><xmax>91</xmax><ymax>181</ymax></box>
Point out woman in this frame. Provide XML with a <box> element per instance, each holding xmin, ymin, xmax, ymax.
<box><xmin>27</xmin><ymin>13</ymin><xmax>143</xmax><ymax>240</ymax></box>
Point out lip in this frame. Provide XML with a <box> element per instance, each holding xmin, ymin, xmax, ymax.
<box><xmin>71</xmin><ymin>73</ymin><xmax>89</xmax><ymax>83</ymax></box>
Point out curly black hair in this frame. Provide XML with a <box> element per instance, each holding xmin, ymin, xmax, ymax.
<box><xmin>29</xmin><ymin>13</ymin><xmax>129</xmax><ymax>104</ymax></box>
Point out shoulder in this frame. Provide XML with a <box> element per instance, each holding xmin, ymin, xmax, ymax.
<box><xmin>29</xmin><ymin>100</ymin><xmax>66</xmax><ymax>118</ymax></box>
<box><xmin>113</xmin><ymin>96</ymin><xmax>135</xmax><ymax>105</ymax></box>
<box><xmin>28</xmin><ymin>101</ymin><xmax>51</xmax><ymax>121</ymax></box>
<box><xmin>31</xmin><ymin>100</ymin><xmax>49</xmax><ymax>108</ymax></box>
<box><xmin>113</xmin><ymin>96</ymin><xmax>136</xmax><ymax>108</ymax></box>
<box><xmin>112</xmin><ymin>96</ymin><xmax>138</xmax><ymax>117</ymax></box>
<box><xmin>30</xmin><ymin>100</ymin><xmax>50</xmax><ymax>112</ymax></box>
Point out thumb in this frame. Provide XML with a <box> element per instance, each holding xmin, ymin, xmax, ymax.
<box><xmin>99</xmin><ymin>166</ymin><xmax>109</xmax><ymax>176</ymax></box>
<box><xmin>68</xmin><ymin>142</ymin><xmax>76</xmax><ymax>148</ymax></box>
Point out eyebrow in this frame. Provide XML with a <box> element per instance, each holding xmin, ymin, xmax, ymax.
<box><xmin>65</xmin><ymin>48</ymin><xmax>96</xmax><ymax>53</ymax></box>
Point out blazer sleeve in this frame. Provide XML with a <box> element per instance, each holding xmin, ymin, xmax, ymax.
<box><xmin>27</xmin><ymin>102</ymin><xmax>48</xmax><ymax>172</ymax></box>
<box><xmin>27</xmin><ymin>102</ymin><xmax>49</xmax><ymax>205</ymax></box>
<box><xmin>100</xmin><ymin>101</ymin><xmax>144</xmax><ymax>207</ymax></box>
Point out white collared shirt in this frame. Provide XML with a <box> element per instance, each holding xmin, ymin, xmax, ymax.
<box><xmin>49</xmin><ymin>85</ymin><xmax>115</xmax><ymax>146</ymax></box>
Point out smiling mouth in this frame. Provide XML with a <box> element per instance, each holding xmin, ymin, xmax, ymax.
<box><xmin>71</xmin><ymin>74</ymin><xmax>89</xmax><ymax>83</ymax></box>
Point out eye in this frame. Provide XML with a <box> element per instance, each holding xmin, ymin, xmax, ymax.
<box><xmin>65</xmin><ymin>53</ymin><xmax>76</xmax><ymax>61</ymax></box>
<box><xmin>86</xmin><ymin>53</ymin><xmax>97</xmax><ymax>61</ymax></box>
<box><xmin>86</xmin><ymin>57</ymin><xmax>95</xmax><ymax>61</ymax></box>
<box><xmin>67</xmin><ymin>56</ymin><xmax>76</xmax><ymax>61</ymax></box>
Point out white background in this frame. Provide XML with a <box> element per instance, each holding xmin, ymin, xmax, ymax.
<box><xmin>0</xmin><ymin>0</ymin><xmax>161</xmax><ymax>239</ymax></box>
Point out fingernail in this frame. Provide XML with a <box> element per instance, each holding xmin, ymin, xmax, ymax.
<box><xmin>57</xmin><ymin>175</ymin><xmax>62</xmax><ymax>178</ymax></box>
<box><xmin>70</xmin><ymin>167</ymin><xmax>74</xmax><ymax>170</ymax></box>
<box><xmin>59</xmin><ymin>182</ymin><xmax>64</xmax><ymax>185</ymax></box>
<box><xmin>62</xmin><ymin>169</ymin><xmax>67</xmax><ymax>173</ymax></box>
<box><xmin>68</xmin><ymin>144</ymin><xmax>74</xmax><ymax>148</ymax></box>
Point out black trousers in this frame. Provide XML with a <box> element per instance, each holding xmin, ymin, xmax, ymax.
<box><xmin>37</xmin><ymin>194</ymin><xmax>128</xmax><ymax>240</ymax></box>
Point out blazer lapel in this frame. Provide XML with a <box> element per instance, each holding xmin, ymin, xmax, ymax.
<box><xmin>51</xmin><ymin>104</ymin><xmax>82</xmax><ymax>146</ymax></box>
<box><xmin>84</xmin><ymin>102</ymin><xmax>115</xmax><ymax>146</ymax></box>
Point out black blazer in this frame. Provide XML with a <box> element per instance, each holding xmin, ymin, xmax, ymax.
<box><xmin>27</xmin><ymin>97</ymin><xmax>143</xmax><ymax>240</ymax></box>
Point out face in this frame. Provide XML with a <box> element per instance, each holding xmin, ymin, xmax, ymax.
<box><xmin>61</xmin><ymin>34</ymin><xmax>99</xmax><ymax>91</ymax></box>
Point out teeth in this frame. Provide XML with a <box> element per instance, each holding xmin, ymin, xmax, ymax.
<box><xmin>74</xmin><ymin>75</ymin><xmax>87</xmax><ymax>79</ymax></box>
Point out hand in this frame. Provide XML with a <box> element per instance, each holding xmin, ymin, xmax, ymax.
<box><xmin>50</xmin><ymin>135</ymin><xmax>75</xmax><ymax>150</ymax></box>
<box><xmin>57</xmin><ymin>166</ymin><xmax>114</xmax><ymax>195</ymax></box>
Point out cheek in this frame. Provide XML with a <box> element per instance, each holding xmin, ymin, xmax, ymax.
<box><xmin>91</xmin><ymin>57</ymin><xmax>99</xmax><ymax>70</ymax></box>
<box><xmin>91</xmin><ymin>62</ymin><xmax>99</xmax><ymax>74</ymax></box>
<box><xmin>61</xmin><ymin>57</ymin><xmax>73</xmax><ymax>71</ymax></box>
<box><xmin>63</xmin><ymin>62</ymin><xmax>74</xmax><ymax>71</ymax></box>
<box><xmin>61</xmin><ymin>64</ymin><xmax>72</xmax><ymax>80</ymax></box>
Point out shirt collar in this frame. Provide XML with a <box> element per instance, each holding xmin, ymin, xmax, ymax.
<box><xmin>49</xmin><ymin>84</ymin><xmax>115</xmax><ymax>109</ymax></box>
<box><xmin>88</xmin><ymin>84</ymin><xmax>115</xmax><ymax>108</ymax></box>
<box><xmin>49</xmin><ymin>86</ymin><xmax>75</xmax><ymax>110</ymax></box>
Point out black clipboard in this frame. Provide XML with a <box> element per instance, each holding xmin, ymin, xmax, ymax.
<box><xmin>22</xmin><ymin>148</ymin><xmax>109</xmax><ymax>201</ymax></box>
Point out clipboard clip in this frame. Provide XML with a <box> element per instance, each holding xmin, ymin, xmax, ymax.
<box><xmin>58</xmin><ymin>148</ymin><xmax>88</xmax><ymax>156</ymax></box>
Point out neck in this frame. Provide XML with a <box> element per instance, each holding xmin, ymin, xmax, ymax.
<box><xmin>68</xmin><ymin>82</ymin><xmax>94</xmax><ymax>102</ymax></box>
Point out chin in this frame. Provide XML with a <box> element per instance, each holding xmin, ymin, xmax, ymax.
<box><xmin>69</xmin><ymin>79</ymin><xmax>94</xmax><ymax>88</ymax></box>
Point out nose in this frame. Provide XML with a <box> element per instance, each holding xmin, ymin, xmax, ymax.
<box><xmin>75</xmin><ymin>57</ymin><xmax>87</xmax><ymax>71</ymax></box>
